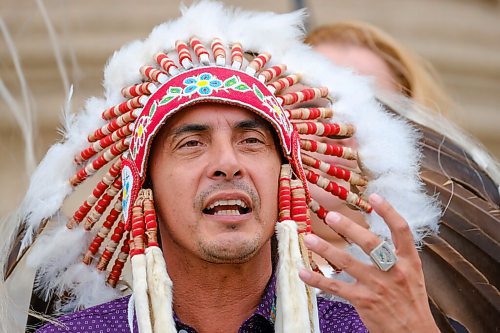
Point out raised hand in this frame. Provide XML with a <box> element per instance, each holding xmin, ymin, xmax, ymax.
<box><xmin>299</xmin><ymin>194</ymin><xmax>439</xmax><ymax>333</ymax></box>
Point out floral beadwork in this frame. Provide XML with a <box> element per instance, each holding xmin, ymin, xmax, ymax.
<box><xmin>158</xmin><ymin>72</ymin><xmax>251</xmax><ymax>107</ymax></box>
<box><xmin>121</xmin><ymin>165</ymin><xmax>133</xmax><ymax>222</ymax></box>
<box><xmin>222</xmin><ymin>75</ymin><xmax>250</xmax><ymax>92</ymax></box>
<box><xmin>265</xmin><ymin>95</ymin><xmax>292</xmax><ymax>135</ymax></box>
<box><xmin>131</xmin><ymin>102</ymin><xmax>156</xmax><ymax>159</ymax></box>
<box><xmin>252</xmin><ymin>83</ymin><xmax>292</xmax><ymax>136</ymax></box>
<box><xmin>183</xmin><ymin>73</ymin><xmax>222</xmax><ymax>95</ymax></box>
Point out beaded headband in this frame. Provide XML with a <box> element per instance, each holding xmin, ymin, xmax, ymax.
<box><xmin>3</xmin><ymin>3</ymin><xmax>440</xmax><ymax>333</ymax></box>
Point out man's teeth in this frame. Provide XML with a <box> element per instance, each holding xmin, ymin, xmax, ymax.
<box><xmin>207</xmin><ymin>199</ymin><xmax>247</xmax><ymax>210</ymax></box>
<box><xmin>214</xmin><ymin>209</ymin><xmax>241</xmax><ymax>216</ymax></box>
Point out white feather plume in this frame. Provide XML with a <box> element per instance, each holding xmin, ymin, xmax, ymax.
<box><xmin>26</xmin><ymin>215</ymin><xmax>120</xmax><ymax>312</ymax></box>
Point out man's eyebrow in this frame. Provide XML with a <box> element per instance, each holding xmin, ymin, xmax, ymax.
<box><xmin>234</xmin><ymin>119</ymin><xmax>267</xmax><ymax>130</ymax></box>
<box><xmin>169</xmin><ymin>123</ymin><xmax>210</xmax><ymax>138</ymax></box>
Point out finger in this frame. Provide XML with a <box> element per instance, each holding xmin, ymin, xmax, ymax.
<box><xmin>299</xmin><ymin>268</ymin><xmax>357</xmax><ymax>301</ymax></box>
<box><xmin>368</xmin><ymin>194</ymin><xmax>416</xmax><ymax>257</ymax></box>
<box><xmin>303</xmin><ymin>234</ymin><xmax>374</xmax><ymax>280</ymax></box>
<box><xmin>324</xmin><ymin>211</ymin><xmax>384</xmax><ymax>255</ymax></box>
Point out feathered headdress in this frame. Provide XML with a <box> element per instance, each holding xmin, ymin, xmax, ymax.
<box><xmin>3</xmin><ymin>2</ymin><xmax>440</xmax><ymax>332</ymax></box>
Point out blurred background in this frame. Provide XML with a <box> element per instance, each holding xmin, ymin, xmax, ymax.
<box><xmin>1</xmin><ymin>0</ymin><xmax>499</xmax><ymax>216</ymax></box>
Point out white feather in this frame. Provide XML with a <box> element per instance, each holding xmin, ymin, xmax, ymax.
<box><xmin>57</xmin><ymin>263</ymin><xmax>120</xmax><ymax>313</ymax></box>
<box><xmin>18</xmin><ymin>96</ymin><xmax>107</xmax><ymax>253</ymax></box>
<box><xmin>27</xmin><ymin>220</ymin><xmax>88</xmax><ymax>300</ymax></box>
<box><xmin>26</xmin><ymin>217</ymin><xmax>120</xmax><ymax>312</ymax></box>
<box><xmin>275</xmin><ymin>220</ymin><xmax>311</xmax><ymax>333</ymax></box>
<box><xmin>145</xmin><ymin>247</ymin><xmax>176</xmax><ymax>333</ymax></box>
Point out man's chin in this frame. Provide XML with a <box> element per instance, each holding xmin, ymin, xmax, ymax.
<box><xmin>198</xmin><ymin>237</ymin><xmax>261</xmax><ymax>264</ymax></box>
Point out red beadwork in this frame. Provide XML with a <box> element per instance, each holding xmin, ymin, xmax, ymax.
<box><xmin>84</xmin><ymin>179</ymin><xmax>122</xmax><ymax>230</ymax></box>
<box><xmin>306</xmin><ymin>169</ymin><xmax>348</xmax><ymax>199</ymax></box>
<box><xmin>278</xmin><ymin>165</ymin><xmax>292</xmax><ymax>221</ymax></box>
<box><xmin>82</xmin><ymin>201</ymin><xmax>122</xmax><ymax>265</ymax></box>
<box><xmin>97</xmin><ymin>220</ymin><xmax>127</xmax><ymax>272</ymax></box>
<box><xmin>140</xmin><ymin>65</ymin><xmax>168</xmax><ymax>83</ymax></box>
<box><xmin>211</xmin><ymin>38</ymin><xmax>226</xmax><ymax>62</ymax></box>
<box><xmin>277</xmin><ymin>87</ymin><xmax>328</xmax><ymax>105</ymax></box>
<box><xmin>76</xmin><ymin>123</ymin><xmax>133</xmax><ymax>164</ymax></box>
<box><xmin>301</xmin><ymin>154</ymin><xmax>350</xmax><ymax>181</ymax></box>
<box><xmin>142</xmin><ymin>190</ymin><xmax>159</xmax><ymax>248</ymax></box>
<box><xmin>267</xmin><ymin>74</ymin><xmax>300</xmax><ymax>92</ymax></box>
<box><xmin>230</xmin><ymin>43</ymin><xmax>243</xmax><ymax>68</ymax></box>
<box><xmin>294</xmin><ymin>122</ymin><xmax>354</xmax><ymax>137</ymax></box>
<box><xmin>68</xmin><ymin>159</ymin><xmax>122</xmax><ymax>228</ymax></box>
<box><xmin>107</xmin><ymin>233</ymin><xmax>130</xmax><ymax>288</ymax></box>
<box><xmin>290</xmin><ymin>180</ymin><xmax>309</xmax><ymax>233</ymax></box>
<box><xmin>70</xmin><ymin>139</ymin><xmax>129</xmax><ymax>186</ymax></box>
<box><xmin>259</xmin><ymin>64</ymin><xmax>286</xmax><ymax>82</ymax></box>
<box><xmin>176</xmin><ymin>40</ymin><xmax>193</xmax><ymax>68</ymax></box>
<box><xmin>306</xmin><ymin>169</ymin><xmax>371</xmax><ymax>212</ymax></box>
<box><xmin>89</xmin><ymin>109</ymin><xmax>139</xmax><ymax>142</ymax></box>
<box><xmin>102</xmin><ymin>96</ymin><xmax>145</xmax><ymax>120</ymax></box>
<box><xmin>131</xmin><ymin>202</ymin><xmax>146</xmax><ymax>256</ymax></box>
<box><xmin>189</xmin><ymin>37</ymin><xmax>209</xmax><ymax>61</ymax></box>
<box><xmin>247</xmin><ymin>53</ymin><xmax>271</xmax><ymax>73</ymax></box>
<box><xmin>121</xmin><ymin>82</ymin><xmax>155</xmax><ymax>98</ymax></box>
<box><xmin>309</xmin><ymin>199</ymin><xmax>350</xmax><ymax>244</ymax></box>
<box><xmin>155</xmin><ymin>52</ymin><xmax>180</xmax><ymax>76</ymax></box>
<box><xmin>288</xmin><ymin>107</ymin><xmax>333</xmax><ymax>120</ymax></box>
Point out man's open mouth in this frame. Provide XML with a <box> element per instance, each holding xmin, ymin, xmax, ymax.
<box><xmin>202</xmin><ymin>199</ymin><xmax>251</xmax><ymax>216</ymax></box>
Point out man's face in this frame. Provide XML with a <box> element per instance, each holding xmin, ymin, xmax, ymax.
<box><xmin>149</xmin><ymin>103</ymin><xmax>281</xmax><ymax>264</ymax></box>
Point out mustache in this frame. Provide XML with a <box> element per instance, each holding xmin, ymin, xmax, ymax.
<box><xmin>194</xmin><ymin>181</ymin><xmax>259</xmax><ymax>210</ymax></box>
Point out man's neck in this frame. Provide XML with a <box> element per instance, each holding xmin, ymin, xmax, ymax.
<box><xmin>164</xmin><ymin>242</ymin><xmax>273</xmax><ymax>333</ymax></box>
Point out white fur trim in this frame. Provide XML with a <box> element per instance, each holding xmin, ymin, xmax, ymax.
<box><xmin>275</xmin><ymin>220</ymin><xmax>312</xmax><ymax>333</ymax></box>
<box><xmin>128</xmin><ymin>294</ymin><xmax>135</xmax><ymax>333</ymax></box>
<box><xmin>131</xmin><ymin>254</ymin><xmax>152</xmax><ymax>333</ymax></box>
<box><xmin>145</xmin><ymin>247</ymin><xmax>176</xmax><ymax>333</ymax></box>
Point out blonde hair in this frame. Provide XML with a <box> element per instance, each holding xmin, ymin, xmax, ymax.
<box><xmin>305</xmin><ymin>21</ymin><xmax>452</xmax><ymax>114</ymax></box>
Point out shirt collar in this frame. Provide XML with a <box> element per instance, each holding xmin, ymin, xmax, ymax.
<box><xmin>253</xmin><ymin>271</ymin><xmax>277</xmax><ymax>323</ymax></box>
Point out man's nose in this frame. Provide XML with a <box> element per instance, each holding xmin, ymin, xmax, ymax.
<box><xmin>207</xmin><ymin>144</ymin><xmax>243</xmax><ymax>180</ymax></box>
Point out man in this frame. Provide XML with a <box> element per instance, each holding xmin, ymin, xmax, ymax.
<box><xmin>34</xmin><ymin>102</ymin><xmax>435</xmax><ymax>332</ymax></box>
<box><xmin>2</xmin><ymin>2</ymin><xmax>441</xmax><ymax>332</ymax></box>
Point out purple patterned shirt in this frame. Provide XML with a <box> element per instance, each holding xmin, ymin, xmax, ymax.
<box><xmin>36</xmin><ymin>275</ymin><xmax>367</xmax><ymax>332</ymax></box>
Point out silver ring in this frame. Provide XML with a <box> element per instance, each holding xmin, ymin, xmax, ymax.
<box><xmin>369</xmin><ymin>240</ymin><xmax>397</xmax><ymax>271</ymax></box>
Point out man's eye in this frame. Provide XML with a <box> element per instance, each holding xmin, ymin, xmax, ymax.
<box><xmin>180</xmin><ymin>140</ymin><xmax>202</xmax><ymax>148</ymax></box>
<box><xmin>242</xmin><ymin>137</ymin><xmax>263</xmax><ymax>144</ymax></box>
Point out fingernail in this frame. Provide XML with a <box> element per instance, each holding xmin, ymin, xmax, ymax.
<box><xmin>369</xmin><ymin>193</ymin><xmax>383</xmax><ymax>205</ymax></box>
<box><xmin>299</xmin><ymin>269</ymin><xmax>311</xmax><ymax>280</ymax></box>
<box><xmin>303</xmin><ymin>234</ymin><xmax>319</xmax><ymax>247</ymax></box>
<box><xmin>326</xmin><ymin>212</ymin><xmax>341</xmax><ymax>224</ymax></box>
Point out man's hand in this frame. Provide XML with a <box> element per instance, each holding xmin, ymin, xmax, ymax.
<box><xmin>299</xmin><ymin>194</ymin><xmax>439</xmax><ymax>333</ymax></box>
